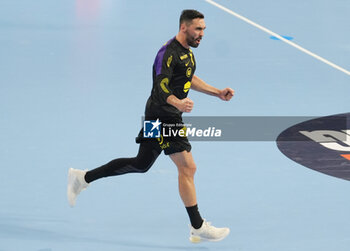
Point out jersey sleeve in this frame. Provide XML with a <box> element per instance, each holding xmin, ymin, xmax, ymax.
<box><xmin>153</xmin><ymin>48</ymin><xmax>176</xmax><ymax>103</ymax></box>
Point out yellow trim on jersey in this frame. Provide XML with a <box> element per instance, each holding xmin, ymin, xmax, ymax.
<box><xmin>189</xmin><ymin>52</ymin><xmax>194</xmax><ymax>66</ymax></box>
<box><xmin>186</xmin><ymin>67</ymin><xmax>192</xmax><ymax>77</ymax></box>
<box><xmin>167</xmin><ymin>55</ymin><xmax>173</xmax><ymax>68</ymax></box>
<box><xmin>160</xmin><ymin>78</ymin><xmax>170</xmax><ymax>93</ymax></box>
<box><xmin>180</xmin><ymin>54</ymin><xmax>188</xmax><ymax>60</ymax></box>
<box><xmin>184</xmin><ymin>81</ymin><xmax>191</xmax><ymax>93</ymax></box>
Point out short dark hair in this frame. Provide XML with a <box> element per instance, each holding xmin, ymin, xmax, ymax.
<box><xmin>179</xmin><ymin>9</ymin><xmax>204</xmax><ymax>28</ymax></box>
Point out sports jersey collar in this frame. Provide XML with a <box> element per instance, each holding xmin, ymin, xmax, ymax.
<box><xmin>174</xmin><ymin>37</ymin><xmax>191</xmax><ymax>52</ymax></box>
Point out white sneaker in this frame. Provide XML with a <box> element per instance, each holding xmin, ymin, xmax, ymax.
<box><xmin>67</xmin><ymin>168</ymin><xmax>89</xmax><ymax>207</ymax></box>
<box><xmin>189</xmin><ymin>220</ymin><xmax>230</xmax><ymax>243</ymax></box>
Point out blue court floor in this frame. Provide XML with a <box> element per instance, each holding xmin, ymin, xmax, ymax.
<box><xmin>1</xmin><ymin>0</ymin><xmax>350</xmax><ymax>250</ymax></box>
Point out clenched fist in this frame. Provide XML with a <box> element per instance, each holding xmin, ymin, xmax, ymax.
<box><xmin>177</xmin><ymin>97</ymin><xmax>194</xmax><ymax>113</ymax></box>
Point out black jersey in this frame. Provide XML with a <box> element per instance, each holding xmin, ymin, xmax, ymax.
<box><xmin>145</xmin><ymin>37</ymin><xmax>196</xmax><ymax>119</ymax></box>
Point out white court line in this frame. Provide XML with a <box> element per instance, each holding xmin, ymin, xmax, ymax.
<box><xmin>205</xmin><ymin>0</ymin><xmax>350</xmax><ymax>76</ymax></box>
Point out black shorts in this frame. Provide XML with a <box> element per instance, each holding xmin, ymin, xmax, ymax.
<box><xmin>135</xmin><ymin>128</ymin><xmax>191</xmax><ymax>155</ymax></box>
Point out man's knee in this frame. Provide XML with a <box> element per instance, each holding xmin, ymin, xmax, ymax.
<box><xmin>134</xmin><ymin>159</ymin><xmax>154</xmax><ymax>173</ymax></box>
<box><xmin>134</xmin><ymin>151</ymin><xmax>159</xmax><ymax>173</ymax></box>
<box><xmin>133</xmin><ymin>145</ymin><xmax>160</xmax><ymax>173</ymax></box>
<box><xmin>178</xmin><ymin>164</ymin><xmax>197</xmax><ymax>178</ymax></box>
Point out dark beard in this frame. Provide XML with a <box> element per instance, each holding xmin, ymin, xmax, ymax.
<box><xmin>186</xmin><ymin>36</ymin><xmax>199</xmax><ymax>48</ymax></box>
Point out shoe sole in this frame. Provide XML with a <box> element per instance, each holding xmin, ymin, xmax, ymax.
<box><xmin>190</xmin><ymin>229</ymin><xmax>230</xmax><ymax>243</ymax></box>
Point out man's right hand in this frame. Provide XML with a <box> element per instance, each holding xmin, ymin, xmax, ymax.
<box><xmin>167</xmin><ymin>95</ymin><xmax>194</xmax><ymax>113</ymax></box>
<box><xmin>177</xmin><ymin>97</ymin><xmax>194</xmax><ymax>113</ymax></box>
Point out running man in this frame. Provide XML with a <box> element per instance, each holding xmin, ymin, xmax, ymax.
<box><xmin>67</xmin><ymin>9</ymin><xmax>234</xmax><ymax>243</ymax></box>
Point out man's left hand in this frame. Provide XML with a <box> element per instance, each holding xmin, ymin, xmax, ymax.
<box><xmin>218</xmin><ymin>88</ymin><xmax>234</xmax><ymax>101</ymax></box>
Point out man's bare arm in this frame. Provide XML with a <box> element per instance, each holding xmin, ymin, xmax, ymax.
<box><xmin>191</xmin><ymin>75</ymin><xmax>220</xmax><ymax>96</ymax></box>
<box><xmin>191</xmin><ymin>75</ymin><xmax>234</xmax><ymax>101</ymax></box>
